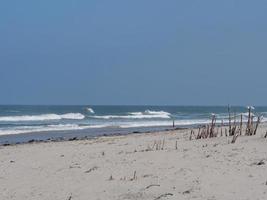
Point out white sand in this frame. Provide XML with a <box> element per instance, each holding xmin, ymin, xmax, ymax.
<box><xmin>1</xmin><ymin>126</ymin><xmax>267</xmax><ymax>200</ymax></box>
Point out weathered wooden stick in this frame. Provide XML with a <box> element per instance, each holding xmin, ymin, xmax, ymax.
<box><xmin>253</xmin><ymin>116</ymin><xmax>260</xmax><ymax>135</ymax></box>
<box><xmin>130</xmin><ymin>171</ymin><xmax>137</xmax><ymax>181</ymax></box>
<box><xmin>231</xmin><ymin>132</ymin><xmax>239</xmax><ymax>143</ymax></box>
<box><xmin>197</xmin><ymin>127</ymin><xmax>201</xmax><ymax>139</ymax></box>
<box><xmin>234</xmin><ymin>111</ymin><xmax>236</xmax><ymax>127</ymax></box>
<box><xmin>206</xmin><ymin>125</ymin><xmax>210</xmax><ymax>138</ymax></box>
<box><xmin>152</xmin><ymin>141</ymin><xmax>156</xmax><ymax>150</ymax></box>
<box><xmin>133</xmin><ymin>170</ymin><xmax>137</xmax><ymax>180</ymax></box>
<box><xmin>246</xmin><ymin>107</ymin><xmax>251</xmax><ymax>135</ymax></box>
<box><xmin>201</xmin><ymin>127</ymin><xmax>206</xmax><ymax>139</ymax></box>
<box><xmin>228</xmin><ymin>105</ymin><xmax>231</xmax><ymax>135</ymax></box>
<box><xmin>145</xmin><ymin>184</ymin><xmax>160</xmax><ymax>190</ymax></box>
<box><xmin>161</xmin><ymin>139</ymin><xmax>165</xmax><ymax>150</ymax></box>
<box><xmin>210</xmin><ymin>115</ymin><xmax>216</xmax><ymax>137</ymax></box>
<box><xmin>240</xmin><ymin>114</ymin><xmax>243</xmax><ymax>135</ymax></box>
<box><xmin>189</xmin><ymin>130</ymin><xmax>193</xmax><ymax>140</ymax></box>
<box><xmin>154</xmin><ymin>193</ymin><xmax>173</xmax><ymax>200</ymax></box>
<box><xmin>216</xmin><ymin>127</ymin><xmax>219</xmax><ymax>137</ymax></box>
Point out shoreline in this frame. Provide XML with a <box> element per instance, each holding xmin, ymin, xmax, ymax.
<box><xmin>1</xmin><ymin>120</ymin><xmax>266</xmax><ymax>146</ymax></box>
<box><xmin>0</xmin><ymin>126</ymin><xmax>188</xmax><ymax>146</ymax></box>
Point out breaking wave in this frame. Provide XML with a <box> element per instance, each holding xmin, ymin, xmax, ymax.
<box><xmin>119</xmin><ymin>119</ymin><xmax>211</xmax><ymax>128</ymax></box>
<box><xmin>92</xmin><ymin>110</ymin><xmax>171</xmax><ymax>119</ymax></box>
<box><xmin>0</xmin><ymin>124</ymin><xmax>90</xmax><ymax>136</ymax></box>
<box><xmin>0</xmin><ymin>119</ymin><xmax>210</xmax><ymax>136</ymax></box>
<box><xmin>86</xmin><ymin>107</ymin><xmax>95</xmax><ymax>114</ymax></box>
<box><xmin>0</xmin><ymin>113</ymin><xmax>85</xmax><ymax>122</ymax></box>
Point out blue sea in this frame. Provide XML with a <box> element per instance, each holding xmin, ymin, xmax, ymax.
<box><xmin>0</xmin><ymin>105</ymin><xmax>266</xmax><ymax>144</ymax></box>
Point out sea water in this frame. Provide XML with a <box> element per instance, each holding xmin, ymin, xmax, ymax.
<box><xmin>0</xmin><ymin>105</ymin><xmax>266</xmax><ymax>144</ymax></box>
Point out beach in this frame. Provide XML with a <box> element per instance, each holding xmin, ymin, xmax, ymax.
<box><xmin>2</xmin><ymin>0</ymin><xmax>267</xmax><ymax>199</ymax></box>
<box><xmin>1</xmin><ymin>125</ymin><xmax>267</xmax><ymax>200</ymax></box>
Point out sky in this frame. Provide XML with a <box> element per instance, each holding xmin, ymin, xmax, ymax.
<box><xmin>1</xmin><ymin>0</ymin><xmax>267</xmax><ymax>106</ymax></box>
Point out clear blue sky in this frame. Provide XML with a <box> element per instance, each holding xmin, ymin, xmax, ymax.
<box><xmin>1</xmin><ymin>0</ymin><xmax>267</xmax><ymax>105</ymax></box>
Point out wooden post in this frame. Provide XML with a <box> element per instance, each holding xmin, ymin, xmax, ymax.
<box><xmin>240</xmin><ymin>114</ymin><xmax>243</xmax><ymax>135</ymax></box>
<box><xmin>197</xmin><ymin>127</ymin><xmax>201</xmax><ymax>139</ymax></box>
<box><xmin>189</xmin><ymin>130</ymin><xmax>193</xmax><ymax>140</ymax></box>
<box><xmin>220</xmin><ymin>120</ymin><xmax>223</xmax><ymax>137</ymax></box>
<box><xmin>231</xmin><ymin>131</ymin><xmax>239</xmax><ymax>144</ymax></box>
<box><xmin>210</xmin><ymin>115</ymin><xmax>216</xmax><ymax>137</ymax></box>
<box><xmin>246</xmin><ymin>107</ymin><xmax>251</xmax><ymax>135</ymax></box>
<box><xmin>251</xmin><ymin>115</ymin><xmax>254</xmax><ymax>135</ymax></box>
<box><xmin>253</xmin><ymin>116</ymin><xmax>260</xmax><ymax>135</ymax></box>
<box><xmin>161</xmin><ymin>139</ymin><xmax>165</xmax><ymax>150</ymax></box>
<box><xmin>234</xmin><ymin>111</ymin><xmax>236</xmax><ymax>127</ymax></box>
<box><xmin>228</xmin><ymin>105</ymin><xmax>231</xmax><ymax>135</ymax></box>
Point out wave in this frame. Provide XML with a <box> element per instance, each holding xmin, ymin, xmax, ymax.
<box><xmin>86</xmin><ymin>107</ymin><xmax>95</xmax><ymax>114</ymax></box>
<box><xmin>93</xmin><ymin>110</ymin><xmax>171</xmax><ymax>119</ymax></box>
<box><xmin>6</xmin><ymin>110</ymin><xmax>20</xmax><ymax>113</ymax></box>
<box><xmin>120</xmin><ymin>117</ymin><xmax>267</xmax><ymax>128</ymax></box>
<box><xmin>0</xmin><ymin>113</ymin><xmax>85</xmax><ymax>122</ymax></box>
<box><xmin>205</xmin><ymin>112</ymin><xmax>262</xmax><ymax>121</ymax></box>
<box><xmin>119</xmin><ymin>119</ymin><xmax>213</xmax><ymax>128</ymax></box>
<box><xmin>0</xmin><ymin>124</ymin><xmax>95</xmax><ymax>136</ymax></box>
<box><xmin>0</xmin><ymin>119</ymin><xmax>207</xmax><ymax>136</ymax></box>
<box><xmin>4</xmin><ymin>116</ymin><xmax>266</xmax><ymax>136</ymax></box>
<box><xmin>261</xmin><ymin>117</ymin><xmax>267</xmax><ymax>122</ymax></box>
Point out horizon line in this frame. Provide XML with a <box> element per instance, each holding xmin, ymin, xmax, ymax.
<box><xmin>0</xmin><ymin>104</ymin><xmax>266</xmax><ymax>107</ymax></box>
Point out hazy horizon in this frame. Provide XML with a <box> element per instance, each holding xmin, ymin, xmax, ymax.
<box><xmin>1</xmin><ymin>104</ymin><xmax>267</xmax><ymax>107</ymax></box>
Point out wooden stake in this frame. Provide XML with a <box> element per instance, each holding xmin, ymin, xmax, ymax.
<box><xmin>253</xmin><ymin>116</ymin><xmax>260</xmax><ymax>135</ymax></box>
<box><xmin>246</xmin><ymin>107</ymin><xmax>251</xmax><ymax>135</ymax></box>
<box><xmin>189</xmin><ymin>130</ymin><xmax>193</xmax><ymax>140</ymax></box>
<box><xmin>231</xmin><ymin>132</ymin><xmax>239</xmax><ymax>144</ymax></box>
<box><xmin>161</xmin><ymin>139</ymin><xmax>165</xmax><ymax>150</ymax></box>
<box><xmin>251</xmin><ymin>116</ymin><xmax>254</xmax><ymax>135</ymax></box>
<box><xmin>240</xmin><ymin>114</ymin><xmax>243</xmax><ymax>135</ymax></box>
<box><xmin>228</xmin><ymin>105</ymin><xmax>231</xmax><ymax>135</ymax></box>
<box><xmin>220</xmin><ymin>120</ymin><xmax>223</xmax><ymax>137</ymax></box>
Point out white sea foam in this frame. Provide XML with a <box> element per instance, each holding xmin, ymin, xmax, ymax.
<box><xmin>119</xmin><ymin>119</ymin><xmax>211</xmax><ymax>128</ymax></box>
<box><xmin>93</xmin><ymin>110</ymin><xmax>171</xmax><ymax>119</ymax></box>
<box><xmin>261</xmin><ymin>117</ymin><xmax>267</xmax><ymax>122</ymax></box>
<box><xmin>0</xmin><ymin>124</ymin><xmax>92</xmax><ymax>136</ymax></box>
<box><xmin>144</xmin><ymin>110</ymin><xmax>170</xmax><ymax>115</ymax></box>
<box><xmin>0</xmin><ymin>119</ymin><xmax>209</xmax><ymax>136</ymax></box>
<box><xmin>4</xmin><ymin>116</ymin><xmax>257</xmax><ymax>136</ymax></box>
<box><xmin>0</xmin><ymin>113</ymin><xmax>85</xmax><ymax>122</ymax></box>
<box><xmin>86</xmin><ymin>107</ymin><xmax>95</xmax><ymax>114</ymax></box>
<box><xmin>247</xmin><ymin>106</ymin><xmax>255</xmax><ymax>110</ymax></box>
<box><xmin>240</xmin><ymin>112</ymin><xmax>256</xmax><ymax>117</ymax></box>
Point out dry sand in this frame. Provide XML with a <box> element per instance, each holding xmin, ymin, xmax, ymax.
<box><xmin>1</xmin><ymin>126</ymin><xmax>267</xmax><ymax>200</ymax></box>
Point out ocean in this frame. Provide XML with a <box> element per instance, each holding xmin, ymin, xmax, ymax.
<box><xmin>0</xmin><ymin>105</ymin><xmax>266</xmax><ymax>144</ymax></box>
